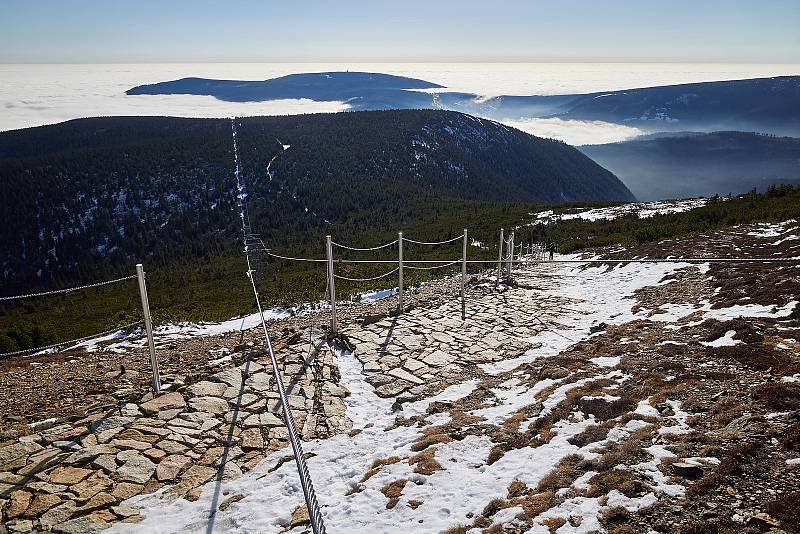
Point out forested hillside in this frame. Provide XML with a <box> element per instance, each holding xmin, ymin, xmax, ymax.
<box><xmin>0</xmin><ymin>110</ymin><xmax>632</xmax><ymax>293</ymax></box>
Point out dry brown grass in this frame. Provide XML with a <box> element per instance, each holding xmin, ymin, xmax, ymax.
<box><xmin>408</xmin><ymin>447</ymin><xmax>443</xmax><ymax>475</ymax></box>
<box><xmin>541</xmin><ymin>517</ymin><xmax>567</xmax><ymax>532</ymax></box>
<box><xmin>410</xmin><ymin>432</ymin><xmax>452</xmax><ymax>452</ymax></box>
<box><xmin>506</xmin><ymin>480</ymin><xmax>528</xmax><ymax>499</ymax></box>
<box><xmin>515</xmin><ymin>490</ymin><xmax>556</xmax><ymax>521</ymax></box>
<box><xmin>752</xmin><ymin>382</ymin><xmax>800</xmax><ymax>410</ymax></box>
<box><xmin>587</xmin><ymin>469</ymin><xmax>646</xmax><ymax>498</ymax></box>
<box><xmin>594</xmin><ymin>439</ymin><xmax>644</xmax><ymax>472</ymax></box>
<box><xmin>380</xmin><ymin>479</ymin><xmax>407</xmax><ymax>509</ymax></box>
<box><xmin>441</xmin><ymin>525</ymin><xmax>470</xmax><ymax>534</ymax></box>
<box><xmin>344</xmin><ymin>482</ymin><xmax>364</xmax><ymax>496</ymax></box>
<box><xmin>766</xmin><ymin>491</ymin><xmax>800</xmax><ymax>526</ymax></box>
<box><xmin>481</xmin><ymin>497</ymin><xmax>506</xmax><ymax>517</ymax></box>
<box><xmin>568</xmin><ymin>421</ymin><xmax>613</xmax><ymax>447</ymax></box>
<box><xmin>360</xmin><ymin>455</ymin><xmax>402</xmax><ymax>482</ymax></box>
<box><xmin>407</xmin><ymin>499</ymin><xmax>423</xmax><ymax>510</ymax></box>
<box><xmin>486</xmin><ymin>445</ymin><xmax>505</xmax><ymax>465</ymax></box>
<box><xmin>537</xmin><ymin>454</ymin><xmax>586</xmax><ymax>493</ymax></box>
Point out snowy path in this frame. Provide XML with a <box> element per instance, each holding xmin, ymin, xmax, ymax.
<box><xmin>111</xmin><ymin>258</ymin><xmax>704</xmax><ymax>533</ymax></box>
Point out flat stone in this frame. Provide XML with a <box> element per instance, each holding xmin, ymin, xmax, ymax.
<box><xmin>156</xmin><ymin>455</ymin><xmax>191</xmax><ymax>482</ymax></box>
<box><xmin>64</xmin><ymin>444</ymin><xmax>118</xmax><ymax>466</ymax></box>
<box><xmin>111</xmin><ymin>483</ymin><xmax>143</xmax><ymax>501</ymax></box>
<box><xmin>388</xmin><ymin>367</ymin><xmax>424</xmax><ymax>385</ymax></box>
<box><xmin>212</xmin><ymin>368</ymin><xmax>244</xmax><ymax>388</ymax></box>
<box><xmin>90</xmin><ymin>416</ymin><xmax>134</xmax><ymax>434</ymax></box>
<box><xmin>140</xmin><ymin>392</ymin><xmax>186</xmax><ymax>415</ymax></box>
<box><xmin>23</xmin><ymin>492</ymin><xmax>61</xmax><ymax>518</ymax></box>
<box><xmin>111</xmin><ymin>439</ymin><xmax>151</xmax><ymax>451</ymax></box>
<box><xmin>91</xmin><ymin>454</ymin><xmax>118</xmax><ymax>473</ymax></box>
<box><xmin>189</xmin><ymin>396</ymin><xmax>230</xmax><ymax>415</ymax></box>
<box><xmin>111</xmin><ymin>505</ymin><xmax>139</xmax><ymax>518</ymax></box>
<box><xmin>422</xmin><ymin>350</ymin><xmax>455</xmax><ymax>367</ymax></box>
<box><xmin>157</xmin><ymin>409</ymin><xmax>182</xmax><ymax>421</ymax></box>
<box><xmin>113</xmin><ymin>452</ymin><xmax>156</xmax><ymax>484</ymax></box>
<box><xmin>245</xmin><ymin>373</ymin><xmax>271</xmax><ymax>392</ymax></box>
<box><xmin>52</xmin><ymin>517</ymin><xmax>106</xmax><ymax>534</ymax></box>
<box><xmin>6</xmin><ymin>490</ymin><xmax>33</xmax><ymax>519</ymax></box>
<box><xmin>115</xmin><ymin>429</ymin><xmax>160</xmax><ymax>444</ymax></box>
<box><xmin>242</xmin><ymin>412</ymin><xmax>282</xmax><ymax>428</ymax></box>
<box><xmin>403</xmin><ymin>359</ymin><xmax>426</xmax><ymax>372</ymax></box>
<box><xmin>142</xmin><ymin>448</ymin><xmax>166</xmax><ymax>461</ymax></box>
<box><xmin>188</xmin><ymin>381</ymin><xmax>228</xmax><ymax>397</ymax></box>
<box><xmin>240</xmin><ymin>428</ymin><xmax>264</xmax><ymax>450</ymax></box>
<box><xmin>76</xmin><ymin>491</ymin><xmax>115</xmax><ymax>513</ymax></box>
<box><xmin>49</xmin><ymin>466</ymin><xmax>92</xmax><ymax>485</ymax></box>
<box><xmin>5</xmin><ymin>519</ymin><xmax>34</xmax><ymax>533</ymax></box>
<box><xmin>70</xmin><ymin>472</ymin><xmax>112</xmax><ymax>501</ymax></box>
<box><xmin>38</xmin><ymin>501</ymin><xmax>77</xmax><ymax>531</ymax></box>
<box><xmin>0</xmin><ymin>441</ymin><xmax>42</xmax><ymax>465</ymax></box>
<box><xmin>171</xmin><ymin>465</ymin><xmax>217</xmax><ymax>496</ymax></box>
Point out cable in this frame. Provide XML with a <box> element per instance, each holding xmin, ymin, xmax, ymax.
<box><xmin>266</xmin><ymin>251</ymin><xmax>327</xmax><ymax>263</ymax></box>
<box><xmin>405</xmin><ymin>260</ymin><xmax>461</xmax><ymax>271</ymax></box>
<box><xmin>0</xmin><ymin>274</ymin><xmax>137</xmax><ymax>301</ymax></box>
<box><xmin>0</xmin><ymin>320</ymin><xmax>144</xmax><ymax>358</ymax></box>
<box><xmin>330</xmin><ymin>239</ymin><xmax>398</xmax><ymax>251</ymax></box>
<box><xmin>403</xmin><ymin>234</ymin><xmax>464</xmax><ymax>245</ymax></box>
<box><xmin>232</xmin><ymin>119</ymin><xmax>326</xmax><ymax>534</ymax></box>
<box><xmin>333</xmin><ymin>267</ymin><xmax>399</xmax><ymax>282</ymax></box>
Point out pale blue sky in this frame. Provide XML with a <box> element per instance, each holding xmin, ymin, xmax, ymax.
<box><xmin>1</xmin><ymin>0</ymin><xmax>798</xmax><ymax>63</ymax></box>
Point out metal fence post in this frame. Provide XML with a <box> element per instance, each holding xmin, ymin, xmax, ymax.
<box><xmin>508</xmin><ymin>232</ymin><xmax>515</xmax><ymax>275</ymax></box>
<box><xmin>398</xmin><ymin>231</ymin><xmax>404</xmax><ymax>313</ymax></box>
<box><xmin>136</xmin><ymin>264</ymin><xmax>161</xmax><ymax>393</ymax></box>
<box><xmin>496</xmin><ymin>228</ymin><xmax>504</xmax><ymax>288</ymax></box>
<box><xmin>461</xmin><ymin>229</ymin><xmax>467</xmax><ymax>320</ymax></box>
<box><xmin>326</xmin><ymin>236</ymin><xmax>337</xmax><ymax>334</ymax></box>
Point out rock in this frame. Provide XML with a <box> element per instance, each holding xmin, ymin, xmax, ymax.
<box><xmin>156</xmin><ymin>455</ymin><xmax>191</xmax><ymax>482</ymax></box>
<box><xmin>388</xmin><ymin>368</ymin><xmax>424</xmax><ymax>385</ymax></box>
<box><xmin>189</xmin><ymin>396</ymin><xmax>230</xmax><ymax>415</ymax></box>
<box><xmin>4</xmin><ymin>519</ymin><xmax>33</xmax><ymax>533</ymax></box>
<box><xmin>38</xmin><ymin>500</ymin><xmax>77</xmax><ymax>530</ymax></box>
<box><xmin>212</xmin><ymin>368</ymin><xmax>244</xmax><ymax>388</ymax></box>
<box><xmin>171</xmin><ymin>465</ymin><xmax>217</xmax><ymax>496</ymax></box>
<box><xmin>291</xmin><ymin>505</ymin><xmax>310</xmax><ymax>528</ymax></box>
<box><xmin>142</xmin><ymin>448</ymin><xmax>166</xmax><ymax>461</ymax></box>
<box><xmin>140</xmin><ymin>392</ymin><xmax>186</xmax><ymax>415</ymax></box>
<box><xmin>5</xmin><ymin>490</ymin><xmax>32</xmax><ymax>519</ymax></box>
<box><xmin>71</xmin><ymin>472</ymin><xmax>113</xmax><ymax>501</ymax></box>
<box><xmin>90</xmin><ymin>416</ymin><xmax>134</xmax><ymax>434</ymax></box>
<box><xmin>64</xmin><ymin>444</ymin><xmax>118</xmax><ymax>465</ymax></box>
<box><xmin>76</xmin><ymin>492</ymin><xmax>115</xmax><ymax>513</ymax></box>
<box><xmin>672</xmin><ymin>462</ymin><xmax>704</xmax><ymax>479</ymax></box>
<box><xmin>422</xmin><ymin>350</ymin><xmax>454</xmax><ymax>367</ymax></box>
<box><xmin>113</xmin><ymin>452</ymin><xmax>156</xmax><ymax>484</ymax></box>
<box><xmin>243</xmin><ymin>413</ymin><xmax>282</xmax><ymax>428</ymax></box>
<box><xmin>49</xmin><ymin>466</ymin><xmax>92</xmax><ymax>485</ymax></box>
<box><xmin>111</xmin><ymin>505</ymin><xmax>139</xmax><ymax>518</ymax></box>
<box><xmin>52</xmin><ymin>517</ymin><xmax>106</xmax><ymax>534</ymax></box>
<box><xmin>155</xmin><ymin>439</ymin><xmax>189</xmax><ymax>455</ymax></box>
<box><xmin>218</xmin><ymin>494</ymin><xmax>244</xmax><ymax>512</ymax></box>
<box><xmin>91</xmin><ymin>454</ymin><xmax>118</xmax><ymax>474</ymax></box>
<box><xmin>115</xmin><ymin>429</ymin><xmax>160</xmax><ymax>444</ymax></box>
<box><xmin>111</xmin><ymin>483</ymin><xmax>143</xmax><ymax>501</ymax></box>
<box><xmin>185</xmin><ymin>487</ymin><xmax>203</xmax><ymax>502</ymax></box>
<box><xmin>111</xmin><ymin>439</ymin><xmax>151</xmax><ymax>451</ymax></box>
<box><xmin>240</xmin><ymin>428</ymin><xmax>264</xmax><ymax>450</ymax></box>
<box><xmin>188</xmin><ymin>381</ymin><xmax>228</xmax><ymax>397</ymax></box>
<box><xmin>0</xmin><ymin>442</ymin><xmax>42</xmax><ymax>466</ymax></box>
<box><xmin>22</xmin><ymin>492</ymin><xmax>60</xmax><ymax>518</ymax></box>
<box><xmin>747</xmin><ymin>513</ymin><xmax>782</xmax><ymax>528</ymax></box>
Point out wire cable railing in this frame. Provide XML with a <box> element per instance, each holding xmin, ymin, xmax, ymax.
<box><xmin>0</xmin><ymin>274</ymin><xmax>136</xmax><ymax>301</ymax></box>
<box><xmin>402</xmin><ymin>234</ymin><xmax>465</xmax><ymax>246</ymax></box>
<box><xmin>0</xmin><ymin>319</ymin><xmax>144</xmax><ymax>358</ymax></box>
<box><xmin>330</xmin><ymin>239</ymin><xmax>398</xmax><ymax>251</ymax></box>
<box><xmin>333</xmin><ymin>267</ymin><xmax>400</xmax><ymax>282</ymax></box>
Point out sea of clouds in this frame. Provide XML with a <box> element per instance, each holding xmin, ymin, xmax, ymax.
<box><xmin>2</xmin><ymin>63</ymin><xmax>798</xmax><ymax>145</ymax></box>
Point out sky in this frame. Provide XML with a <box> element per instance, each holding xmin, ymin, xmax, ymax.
<box><xmin>1</xmin><ymin>0</ymin><xmax>799</xmax><ymax>64</ymax></box>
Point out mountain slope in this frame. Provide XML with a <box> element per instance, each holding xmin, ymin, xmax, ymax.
<box><xmin>129</xmin><ymin>73</ymin><xmax>800</xmax><ymax>136</ymax></box>
<box><xmin>0</xmin><ymin>110</ymin><xmax>632</xmax><ymax>292</ymax></box>
<box><xmin>580</xmin><ymin>131</ymin><xmax>800</xmax><ymax>200</ymax></box>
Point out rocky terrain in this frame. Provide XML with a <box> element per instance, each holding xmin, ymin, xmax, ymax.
<box><xmin>1</xmin><ymin>219</ymin><xmax>799</xmax><ymax>533</ymax></box>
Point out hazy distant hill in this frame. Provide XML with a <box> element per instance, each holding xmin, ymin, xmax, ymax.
<box><xmin>129</xmin><ymin>73</ymin><xmax>800</xmax><ymax>136</ymax></box>
<box><xmin>580</xmin><ymin>131</ymin><xmax>800</xmax><ymax>200</ymax></box>
<box><xmin>0</xmin><ymin>109</ymin><xmax>632</xmax><ymax>291</ymax></box>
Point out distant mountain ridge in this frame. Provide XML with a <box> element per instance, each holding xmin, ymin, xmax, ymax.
<box><xmin>129</xmin><ymin>72</ymin><xmax>800</xmax><ymax>136</ymax></box>
<box><xmin>0</xmin><ymin>110</ymin><xmax>632</xmax><ymax>290</ymax></box>
<box><xmin>580</xmin><ymin>131</ymin><xmax>800</xmax><ymax>200</ymax></box>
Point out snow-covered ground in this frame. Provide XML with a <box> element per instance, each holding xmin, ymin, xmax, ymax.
<box><xmin>531</xmin><ymin>198</ymin><xmax>709</xmax><ymax>225</ymax></box>
<box><xmin>112</xmin><ymin>255</ymin><xmax>722</xmax><ymax>533</ymax></box>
